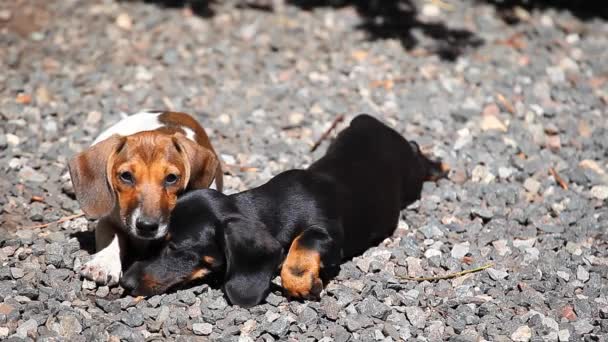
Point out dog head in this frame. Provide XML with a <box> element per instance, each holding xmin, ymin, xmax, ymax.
<box><xmin>68</xmin><ymin>131</ymin><xmax>219</xmax><ymax>240</ymax></box>
<box><xmin>120</xmin><ymin>189</ymin><xmax>283</xmax><ymax>308</ymax></box>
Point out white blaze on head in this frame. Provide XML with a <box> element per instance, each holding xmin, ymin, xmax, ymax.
<box><xmin>129</xmin><ymin>207</ymin><xmax>141</xmax><ymax>236</ymax></box>
<box><xmin>92</xmin><ymin>112</ymin><xmax>163</xmax><ymax>146</ymax></box>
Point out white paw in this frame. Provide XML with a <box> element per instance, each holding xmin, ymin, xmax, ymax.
<box><xmin>80</xmin><ymin>252</ymin><xmax>122</xmax><ymax>286</ymax></box>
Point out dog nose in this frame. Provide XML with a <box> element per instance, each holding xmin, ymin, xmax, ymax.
<box><xmin>136</xmin><ymin>218</ymin><xmax>159</xmax><ymax>233</ymax></box>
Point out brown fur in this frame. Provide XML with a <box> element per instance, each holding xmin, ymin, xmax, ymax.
<box><xmin>159</xmin><ymin>111</ymin><xmax>223</xmax><ymax>191</ymax></box>
<box><xmin>108</xmin><ymin>132</ymin><xmax>189</xmax><ymax>226</ymax></box>
<box><xmin>280</xmin><ymin>234</ymin><xmax>323</xmax><ymax>299</ymax></box>
<box><xmin>68</xmin><ymin>135</ymin><xmax>126</xmax><ymax>219</ymax></box>
<box><xmin>203</xmin><ymin>256</ymin><xmax>215</xmax><ymax>265</ymax></box>
<box><xmin>141</xmin><ymin>273</ymin><xmax>162</xmax><ymax>290</ymax></box>
<box><xmin>188</xmin><ymin>268</ymin><xmax>209</xmax><ymax>281</ymax></box>
<box><xmin>69</xmin><ymin>112</ymin><xmax>222</xmax><ymax>231</ymax></box>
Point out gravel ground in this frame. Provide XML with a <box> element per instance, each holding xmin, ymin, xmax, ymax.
<box><xmin>1</xmin><ymin>0</ymin><xmax>608</xmax><ymax>341</ymax></box>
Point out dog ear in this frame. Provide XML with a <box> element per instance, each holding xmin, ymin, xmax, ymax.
<box><xmin>68</xmin><ymin>135</ymin><xmax>125</xmax><ymax>219</ymax></box>
<box><xmin>222</xmin><ymin>216</ymin><xmax>283</xmax><ymax>308</ymax></box>
<box><xmin>172</xmin><ymin>134</ymin><xmax>220</xmax><ymax>190</ymax></box>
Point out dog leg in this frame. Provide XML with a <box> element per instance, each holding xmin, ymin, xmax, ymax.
<box><xmin>80</xmin><ymin>218</ymin><xmax>124</xmax><ymax>286</ymax></box>
<box><xmin>280</xmin><ymin>225</ymin><xmax>341</xmax><ymax>300</ymax></box>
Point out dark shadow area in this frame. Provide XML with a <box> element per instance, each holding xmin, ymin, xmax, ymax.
<box><xmin>288</xmin><ymin>0</ymin><xmax>483</xmax><ymax>61</ymax></box>
<box><xmin>122</xmin><ymin>0</ymin><xmax>482</xmax><ymax>60</ymax></box>
<box><xmin>479</xmin><ymin>0</ymin><xmax>608</xmax><ymax>23</ymax></box>
<box><xmin>121</xmin><ymin>0</ymin><xmax>216</xmax><ymax>17</ymax></box>
<box><xmin>70</xmin><ymin>230</ymin><xmax>96</xmax><ymax>254</ymax></box>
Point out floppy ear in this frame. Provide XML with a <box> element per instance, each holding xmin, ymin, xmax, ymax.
<box><xmin>172</xmin><ymin>134</ymin><xmax>220</xmax><ymax>190</ymax></box>
<box><xmin>68</xmin><ymin>135</ymin><xmax>125</xmax><ymax>219</ymax></box>
<box><xmin>222</xmin><ymin>216</ymin><xmax>283</xmax><ymax>308</ymax></box>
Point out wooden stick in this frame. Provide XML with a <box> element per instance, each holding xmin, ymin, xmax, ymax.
<box><xmin>22</xmin><ymin>213</ymin><xmax>85</xmax><ymax>230</ymax></box>
<box><xmin>224</xmin><ymin>163</ymin><xmax>258</xmax><ymax>173</ymax></box>
<box><xmin>429</xmin><ymin>0</ymin><xmax>454</xmax><ymax>11</ymax></box>
<box><xmin>496</xmin><ymin>93</ymin><xmax>515</xmax><ymax>115</ymax></box>
<box><xmin>310</xmin><ymin>115</ymin><xmax>345</xmax><ymax>153</ymax></box>
<box><xmin>549</xmin><ymin>167</ymin><xmax>568</xmax><ymax>190</ymax></box>
<box><xmin>400</xmin><ymin>263</ymin><xmax>494</xmax><ymax>282</ymax></box>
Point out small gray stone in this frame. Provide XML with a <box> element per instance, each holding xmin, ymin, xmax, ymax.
<box><xmin>176</xmin><ymin>290</ymin><xmax>196</xmax><ymax>305</ymax></box>
<box><xmin>511</xmin><ymin>325</ymin><xmax>532</xmax><ymax>341</ymax></box>
<box><xmin>405</xmin><ymin>306</ymin><xmax>426</xmax><ymax>329</ymax></box>
<box><xmin>265</xmin><ymin>316</ymin><xmax>290</xmax><ymax>337</ymax></box>
<box><xmin>451</xmin><ymin>242</ymin><xmax>470</xmax><ymax>259</ymax></box>
<box><xmin>556</xmin><ymin>271</ymin><xmax>570</xmax><ymax>281</ymax></box>
<box><xmin>573</xmin><ymin>320</ymin><xmax>594</xmax><ymax>334</ymax></box>
<box><xmin>122</xmin><ymin>309</ymin><xmax>145</xmax><ymax>327</ymax></box>
<box><xmin>471</xmin><ymin>207</ymin><xmax>493</xmax><ymax>220</ymax></box>
<box><xmin>82</xmin><ymin>279</ymin><xmax>96</xmax><ymax>290</ymax></box>
<box><xmin>487</xmin><ymin>268</ymin><xmax>509</xmax><ymax>280</ymax></box>
<box><xmin>265</xmin><ymin>292</ymin><xmax>284</xmax><ymax>306</ymax></box>
<box><xmin>297</xmin><ymin>306</ymin><xmax>318</xmax><ymax>326</ymax></box>
<box><xmin>599</xmin><ymin>307</ymin><xmax>608</xmax><ymax>319</ymax></box>
<box><xmin>523</xmin><ymin>178</ymin><xmax>541</xmax><ymax>194</ymax></box>
<box><xmin>399</xmin><ymin>326</ymin><xmax>412</xmax><ymax>340</ymax></box>
<box><xmin>10</xmin><ymin>267</ymin><xmax>24</xmax><ymax>279</ymax></box>
<box><xmin>420</xmin><ymin>224</ymin><xmax>444</xmax><ymax>238</ymax></box>
<box><xmin>558</xmin><ymin>329</ymin><xmax>570</xmax><ymax>341</ymax></box>
<box><xmin>16</xmin><ymin>318</ymin><xmax>38</xmax><ymax>338</ymax></box>
<box><xmin>590</xmin><ymin>185</ymin><xmax>608</xmax><ymax>200</ymax></box>
<box><xmin>18</xmin><ymin>166</ymin><xmax>48</xmax><ymax>183</ymax></box>
<box><xmin>320</xmin><ymin>296</ymin><xmax>340</xmax><ymax>321</ymax></box>
<box><xmin>358</xmin><ymin>298</ymin><xmax>391</xmax><ymax>320</ymax></box>
<box><xmin>576</xmin><ymin>266</ymin><xmax>589</xmax><ymax>282</ymax></box>
<box><xmin>96</xmin><ymin>286</ymin><xmax>109</xmax><ymax>298</ymax></box>
<box><xmin>57</xmin><ymin>314</ymin><xmax>83</xmax><ymax>337</ymax></box>
<box><xmin>192</xmin><ymin>322</ymin><xmax>213</xmax><ymax>336</ymax></box>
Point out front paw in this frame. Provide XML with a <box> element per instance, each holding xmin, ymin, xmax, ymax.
<box><xmin>280</xmin><ymin>266</ymin><xmax>323</xmax><ymax>300</ymax></box>
<box><xmin>80</xmin><ymin>254</ymin><xmax>122</xmax><ymax>286</ymax></box>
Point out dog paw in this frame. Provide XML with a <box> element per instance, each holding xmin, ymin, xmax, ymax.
<box><xmin>80</xmin><ymin>253</ymin><xmax>122</xmax><ymax>286</ymax></box>
<box><xmin>280</xmin><ymin>267</ymin><xmax>323</xmax><ymax>300</ymax></box>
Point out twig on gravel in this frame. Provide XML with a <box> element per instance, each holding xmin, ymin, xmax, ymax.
<box><xmin>22</xmin><ymin>213</ymin><xmax>85</xmax><ymax>230</ymax></box>
<box><xmin>496</xmin><ymin>93</ymin><xmax>516</xmax><ymax>114</ymax></box>
<box><xmin>549</xmin><ymin>167</ymin><xmax>568</xmax><ymax>190</ymax></box>
<box><xmin>310</xmin><ymin>115</ymin><xmax>345</xmax><ymax>152</ymax></box>
<box><xmin>428</xmin><ymin>0</ymin><xmax>454</xmax><ymax>11</ymax></box>
<box><xmin>224</xmin><ymin>163</ymin><xmax>258</xmax><ymax>173</ymax></box>
<box><xmin>400</xmin><ymin>263</ymin><xmax>494</xmax><ymax>282</ymax></box>
<box><xmin>162</xmin><ymin>97</ymin><xmax>175</xmax><ymax>111</ymax></box>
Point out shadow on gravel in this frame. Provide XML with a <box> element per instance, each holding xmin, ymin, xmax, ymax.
<box><xmin>480</xmin><ymin>0</ymin><xmax>608</xmax><ymax>22</ymax></box>
<box><xmin>289</xmin><ymin>0</ymin><xmax>483</xmax><ymax>61</ymax></box>
<box><xmin>123</xmin><ymin>0</ymin><xmax>216</xmax><ymax>17</ymax></box>
<box><xmin>124</xmin><ymin>0</ymin><xmax>482</xmax><ymax>61</ymax></box>
<box><xmin>70</xmin><ymin>231</ymin><xmax>97</xmax><ymax>254</ymax></box>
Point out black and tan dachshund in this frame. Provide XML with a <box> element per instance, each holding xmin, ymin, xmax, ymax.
<box><xmin>120</xmin><ymin>114</ymin><xmax>447</xmax><ymax>307</ymax></box>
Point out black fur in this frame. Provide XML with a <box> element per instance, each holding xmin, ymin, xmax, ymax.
<box><xmin>121</xmin><ymin>114</ymin><xmax>445</xmax><ymax>307</ymax></box>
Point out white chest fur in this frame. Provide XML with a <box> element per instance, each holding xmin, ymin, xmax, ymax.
<box><xmin>92</xmin><ymin>111</ymin><xmax>196</xmax><ymax>146</ymax></box>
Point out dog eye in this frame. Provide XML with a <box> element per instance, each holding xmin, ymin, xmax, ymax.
<box><xmin>119</xmin><ymin>171</ymin><xmax>134</xmax><ymax>185</ymax></box>
<box><xmin>165</xmin><ymin>174</ymin><xmax>179</xmax><ymax>186</ymax></box>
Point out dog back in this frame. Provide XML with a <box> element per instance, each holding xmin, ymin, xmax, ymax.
<box><xmin>308</xmin><ymin>114</ymin><xmax>427</xmax><ymax>257</ymax></box>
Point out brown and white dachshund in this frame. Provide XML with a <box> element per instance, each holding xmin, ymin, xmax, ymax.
<box><xmin>68</xmin><ymin>111</ymin><xmax>223</xmax><ymax>285</ymax></box>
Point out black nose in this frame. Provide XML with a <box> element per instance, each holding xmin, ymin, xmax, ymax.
<box><xmin>136</xmin><ymin>218</ymin><xmax>159</xmax><ymax>233</ymax></box>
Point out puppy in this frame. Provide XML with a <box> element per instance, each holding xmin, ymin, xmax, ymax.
<box><xmin>121</xmin><ymin>114</ymin><xmax>446</xmax><ymax>307</ymax></box>
<box><xmin>68</xmin><ymin>111</ymin><xmax>223</xmax><ymax>285</ymax></box>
